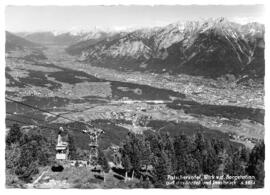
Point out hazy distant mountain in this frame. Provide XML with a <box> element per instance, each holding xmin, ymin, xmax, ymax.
<box><xmin>68</xmin><ymin>18</ymin><xmax>264</xmax><ymax>78</ymax></box>
<box><xmin>16</xmin><ymin>30</ymin><xmax>119</xmax><ymax>46</ymax></box>
<box><xmin>65</xmin><ymin>32</ymin><xmax>127</xmax><ymax>55</ymax></box>
<box><xmin>5</xmin><ymin>31</ymin><xmax>41</xmax><ymax>52</ymax></box>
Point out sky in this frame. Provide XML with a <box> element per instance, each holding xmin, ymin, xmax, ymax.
<box><xmin>5</xmin><ymin>5</ymin><xmax>265</xmax><ymax>32</ymax></box>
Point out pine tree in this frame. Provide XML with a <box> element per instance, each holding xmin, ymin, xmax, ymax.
<box><xmin>161</xmin><ymin>132</ymin><xmax>175</xmax><ymax>175</ymax></box>
<box><xmin>247</xmin><ymin>141</ymin><xmax>264</xmax><ymax>188</ymax></box>
<box><xmin>120</xmin><ymin>133</ymin><xmax>136</xmax><ymax>181</ymax></box>
<box><xmin>139</xmin><ymin>138</ymin><xmax>152</xmax><ymax>171</ymax></box>
<box><xmin>98</xmin><ymin>149</ymin><xmax>110</xmax><ymax>182</ymax></box>
<box><xmin>5</xmin><ymin>143</ymin><xmax>21</xmax><ymax>171</ymax></box>
<box><xmin>6</xmin><ymin>124</ymin><xmax>22</xmax><ymax>146</ymax></box>
<box><xmin>68</xmin><ymin>134</ymin><xmax>77</xmax><ymax>160</ymax></box>
<box><xmin>152</xmin><ymin>151</ymin><xmax>168</xmax><ymax>187</ymax></box>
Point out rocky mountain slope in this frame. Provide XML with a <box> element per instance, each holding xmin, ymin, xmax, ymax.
<box><xmin>68</xmin><ymin>18</ymin><xmax>264</xmax><ymax>78</ymax></box>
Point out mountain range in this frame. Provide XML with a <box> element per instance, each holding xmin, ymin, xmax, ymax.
<box><xmin>8</xmin><ymin>18</ymin><xmax>265</xmax><ymax>79</ymax></box>
<box><xmin>68</xmin><ymin>18</ymin><xmax>264</xmax><ymax>78</ymax></box>
<box><xmin>15</xmin><ymin>30</ymin><xmax>119</xmax><ymax>46</ymax></box>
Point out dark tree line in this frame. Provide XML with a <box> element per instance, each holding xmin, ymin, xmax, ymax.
<box><xmin>5</xmin><ymin>123</ymin><xmax>110</xmax><ymax>184</ymax></box>
<box><xmin>120</xmin><ymin>131</ymin><xmax>264</xmax><ymax>188</ymax></box>
<box><xmin>6</xmin><ymin>124</ymin><xmax>57</xmax><ymax>183</ymax></box>
<box><xmin>5</xmin><ymin>123</ymin><xmax>264</xmax><ymax>188</ymax></box>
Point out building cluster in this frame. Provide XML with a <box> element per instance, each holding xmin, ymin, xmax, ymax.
<box><xmin>228</xmin><ymin>133</ymin><xmax>259</xmax><ymax>145</ymax></box>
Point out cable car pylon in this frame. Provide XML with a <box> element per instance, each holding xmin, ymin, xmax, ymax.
<box><xmin>82</xmin><ymin>125</ymin><xmax>104</xmax><ymax>167</ymax></box>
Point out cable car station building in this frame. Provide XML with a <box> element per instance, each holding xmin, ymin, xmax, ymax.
<box><xmin>56</xmin><ymin>127</ymin><xmax>69</xmax><ymax>160</ymax></box>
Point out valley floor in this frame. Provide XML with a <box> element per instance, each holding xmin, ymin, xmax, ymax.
<box><xmin>5</xmin><ymin>44</ymin><xmax>265</xmax><ymax>189</ymax></box>
<box><xmin>6</xmin><ymin>45</ymin><xmax>264</xmax><ymax>150</ymax></box>
<box><xmin>45</xmin><ymin>46</ymin><xmax>264</xmax><ymax>109</ymax></box>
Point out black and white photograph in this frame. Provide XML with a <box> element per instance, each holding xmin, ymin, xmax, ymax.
<box><xmin>2</xmin><ymin>1</ymin><xmax>266</xmax><ymax>189</ymax></box>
